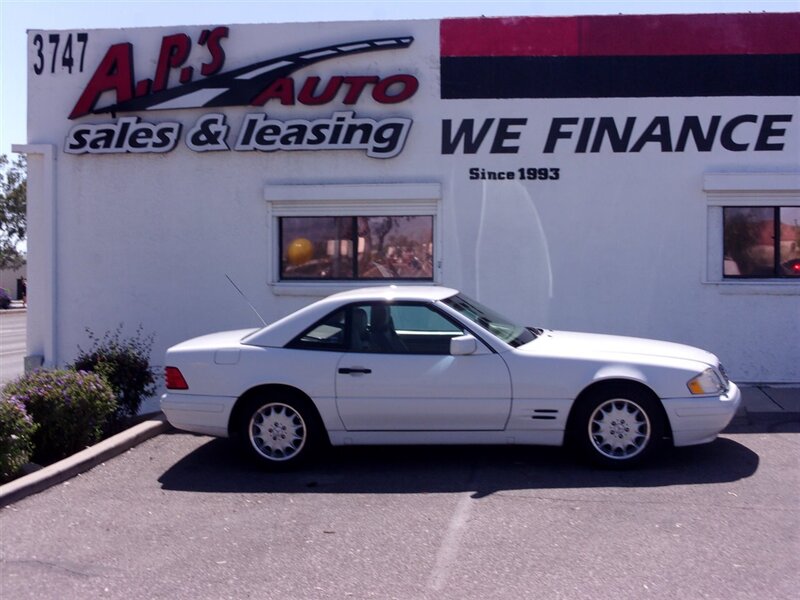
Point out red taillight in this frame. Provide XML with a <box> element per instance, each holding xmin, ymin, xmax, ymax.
<box><xmin>165</xmin><ymin>366</ymin><xmax>189</xmax><ymax>390</ymax></box>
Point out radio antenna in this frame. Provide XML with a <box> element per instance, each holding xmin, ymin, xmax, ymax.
<box><xmin>225</xmin><ymin>274</ymin><xmax>267</xmax><ymax>327</ymax></box>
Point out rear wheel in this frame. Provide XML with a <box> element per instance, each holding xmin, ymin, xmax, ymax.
<box><xmin>574</xmin><ymin>387</ymin><xmax>665</xmax><ymax>468</ymax></box>
<box><xmin>237</xmin><ymin>395</ymin><xmax>321</xmax><ymax>469</ymax></box>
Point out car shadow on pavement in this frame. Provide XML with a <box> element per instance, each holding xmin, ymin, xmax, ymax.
<box><xmin>158</xmin><ymin>434</ymin><xmax>759</xmax><ymax>498</ymax></box>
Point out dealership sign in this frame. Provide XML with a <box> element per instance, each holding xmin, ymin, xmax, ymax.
<box><xmin>65</xmin><ymin>28</ymin><xmax>417</xmax><ymax>157</ymax></box>
<box><xmin>438</xmin><ymin>14</ymin><xmax>796</xmax><ymax>157</ymax></box>
<box><xmin>62</xmin><ymin>16</ymin><xmax>797</xmax><ymax>159</ymax></box>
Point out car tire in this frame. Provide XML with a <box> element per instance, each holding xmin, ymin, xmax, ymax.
<box><xmin>237</xmin><ymin>394</ymin><xmax>321</xmax><ymax>469</ymax></box>
<box><xmin>573</xmin><ymin>386</ymin><xmax>666</xmax><ymax>468</ymax></box>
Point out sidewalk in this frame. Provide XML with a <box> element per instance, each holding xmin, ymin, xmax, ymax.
<box><xmin>728</xmin><ymin>385</ymin><xmax>800</xmax><ymax>434</ymax></box>
<box><xmin>2</xmin><ymin>299</ymin><xmax>27</xmax><ymax>313</ymax></box>
<box><xmin>737</xmin><ymin>385</ymin><xmax>800</xmax><ymax>415</ymax></box>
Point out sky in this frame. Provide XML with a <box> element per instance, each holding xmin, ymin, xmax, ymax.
<box><xmin>1</xmin><ymin>0</ymin><xmax>798</xmax><ymax>157</ymax></box>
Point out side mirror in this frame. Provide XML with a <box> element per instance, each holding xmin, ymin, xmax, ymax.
<box><xmin>450</xmin><ymin>334</ymin><xmax>478</xmax><ymax>356</ymax></box>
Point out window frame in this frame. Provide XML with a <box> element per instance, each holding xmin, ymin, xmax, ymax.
<box><xmin>721</xmin><ymin>206</ymin><xmax>800</xmax><ymax>279</ymax></box>
<box><xmin>277</xmin><ymin>215</ymin><xmax>435</xmax><ymax>282</ymax></box>
<box><xmin>265</xmin><ymin>183</ymin><xmax>442</xmax><ymax>295</ymax></box>
<box><xmin>286</xmin><ymin>307</ymin><xmax>348</xmax><ymax>352</ymax></box>
<box><xmin>350</xmin><ymin>301</ymin><xmax>466</xmax><ymax>355</ymax></box>
<box><xmin>286</xmin><ymin>300</ymin><xmax>485</xmax><ymax>356</ymax></box>
<box><xmin>704</xmin><ymin>172</ymin><xmax>800</xmax><ymax>289</ymax></box>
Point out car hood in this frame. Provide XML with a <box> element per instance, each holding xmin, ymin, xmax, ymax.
<box><xmin>517</xmin><ymin>330</ymin><xmax>718</xmax><ymax>367</ymax></box>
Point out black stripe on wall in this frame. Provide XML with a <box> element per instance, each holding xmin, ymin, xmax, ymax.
<box><xmin>440</xmin><ymin>54</ymin><xmax>800</xmax><ymax>99</ymax></box>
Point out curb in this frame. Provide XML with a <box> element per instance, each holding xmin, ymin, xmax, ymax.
<box><xmin>0</xmin><ymin>414</ymin><xmax>172</xmax><ymax>507</ymax></box>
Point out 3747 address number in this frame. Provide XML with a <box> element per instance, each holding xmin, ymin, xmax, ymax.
<box><xmin>32</xmin><ymin>33</ymin><xmax>89</xmax><ymax>75</ymax></box>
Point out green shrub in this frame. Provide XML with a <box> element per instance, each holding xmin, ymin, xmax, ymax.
<box><xmin>4</xmin><ymin>370</ymin><xmax>116</xmax><ymax>465</ymax></box>
<box><xmin>72</xmin><ymin>325</ymin><xmax>156</xmax><ymax>423</ymax></box>
<box><xmin>0</xmin><ymin>395</ymin><xmax>38</xmax><ymax>481</ymax></box>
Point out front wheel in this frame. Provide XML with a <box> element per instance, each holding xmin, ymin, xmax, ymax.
<box><xmin>237</xmin><ymin>396</ymin><xmax>321</xmax><ymax>469</ymax></box>
<box><xmin>573</xmin><ymin>388</ymin><xmax>666</xmax><ymax>468</ymax></box>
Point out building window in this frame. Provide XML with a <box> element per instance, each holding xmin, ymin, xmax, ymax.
<box><xmin>279</xmin><ymin>215</ymin><xmax>434</xmax><ymax>280</ymax></box>
<box><xmin>723</xmin><ymin>207</ymin><xmax>800</xmax><ymax>278</ymax></box>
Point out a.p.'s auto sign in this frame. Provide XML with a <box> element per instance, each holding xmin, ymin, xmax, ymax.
<box><xmin>64</xmin><ymin>27</ymin><xmax>418</xmax><ymax>157</ymax></box>
<box><xmin>60</xmin><ymin>14</ymin><xmax>798</xmax><ymax>162</ymax></box>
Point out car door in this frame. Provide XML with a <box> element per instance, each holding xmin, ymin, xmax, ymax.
<box><xmin>335</xmin><ymin>302</ymin><xmax>512</xmax><ymax>431</ymax></box>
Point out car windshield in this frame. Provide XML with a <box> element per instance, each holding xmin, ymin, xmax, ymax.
<box><xmin>441</xmin><ymin>293</ymin><xmax>538</xmax><ymax>347</ymax></box>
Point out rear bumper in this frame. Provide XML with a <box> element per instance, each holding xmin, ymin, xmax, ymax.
<box><xmin>663</xmin><ymin>381</ymin><xmax>742</xmax><ymax>447</ymax></box>
<box><xmin>160</xmin><ymin>392</ymin><xmax>236</xmax><ymax>437</ymax></box>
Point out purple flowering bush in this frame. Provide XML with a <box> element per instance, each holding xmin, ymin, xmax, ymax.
<box><xmin>3</xmin><ymin>370</ymin><xmax>116</xmax><ymax>465</ymax></box>
<box><xmin>72</xmin><ymin>325</ymin><xmax>156</xmax><ymax>424</ymax></box>
<box><xmin>0</xmin><ymin>395</ymin><xmax>38</xmax><ymax>481</ymax></box>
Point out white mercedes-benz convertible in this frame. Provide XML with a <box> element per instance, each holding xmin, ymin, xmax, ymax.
<box><xmin>162</xmin><ymin>286</ymin><xmax>740</xmax><ymax>468</ymax></box>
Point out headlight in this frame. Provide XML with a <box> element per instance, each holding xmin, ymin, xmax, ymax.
<box><xmin>687</xmin><ymin>368</ymin><xmax>726</xmax><ymax>395</ymax></box>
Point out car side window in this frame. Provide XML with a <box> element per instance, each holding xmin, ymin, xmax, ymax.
<box><xmin>349</xmin><ymin>302</ymin><xmax>464</xmax><ymax>355</ymax></box>
<box><xmin>287</xmin><ymin>308</ymin><xmax>347</xmax><ymax>351</ymax></box>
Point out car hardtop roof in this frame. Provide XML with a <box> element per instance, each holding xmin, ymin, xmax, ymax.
<box><xmin>242</xmin><ymin>285</ymin><xmax>459</xmax><ymax>348</ymax></box>
<box><xmin>327</xmin><ymin>285</ymin><xmax>459</xmax><ymax>303</ymax></box>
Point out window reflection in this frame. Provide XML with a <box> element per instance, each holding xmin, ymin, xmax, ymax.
<box><xmin>723</xmin><ymin>207</ymin><xmax>800</xmax><ymax>278</ymax></box>
<box><xmin>779</xmin><ymin>207</ymin><xmax>800</xmax><ymax>277</ymax></box>
<box><xmin>280</xmin><ymin>216</ymin><xmax>433</xmax><ymax>280</ymax></box>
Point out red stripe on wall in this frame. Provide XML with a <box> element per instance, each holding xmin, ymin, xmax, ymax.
<box><xmin>440</xmin><ymin>13</ymin><xmax>800</xmax><ymax>57</ymax></box>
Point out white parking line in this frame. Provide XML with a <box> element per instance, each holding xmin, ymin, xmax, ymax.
<box><xmin>427</xmin><ymin>492</ymin><xmax>474</xmax><ymax>591</ymax></box>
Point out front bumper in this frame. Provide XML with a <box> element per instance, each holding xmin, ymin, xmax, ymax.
<box><xmin>161</xmin><ymin>392</ymin><xmax>236</xmax><ymax>437</ymax></box>
<box><xmin>662</xmin><ymin>381</ymin><xmax>742</xmax><ymax>447</ymax></box>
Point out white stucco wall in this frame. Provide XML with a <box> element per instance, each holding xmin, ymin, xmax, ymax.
<box><xmin>19</xmin><ymin>15</ymin><xmax>800</xmax><ymax>386</ymax></box>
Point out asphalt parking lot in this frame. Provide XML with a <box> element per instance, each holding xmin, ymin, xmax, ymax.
<box><xmin>2</xmin><ymin>310</ymin><xmax>799</xmax><ymax>598</ymax></box>
<box><xmin>1</xmin><ymin>420</ymin><xmax>798</xmax><ymax>600</ymax></box>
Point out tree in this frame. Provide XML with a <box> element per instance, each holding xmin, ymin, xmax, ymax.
<box><xmin>0</xmin><ymin>154</ymin><xmax>27</xmax><ymax>269</ymax></box>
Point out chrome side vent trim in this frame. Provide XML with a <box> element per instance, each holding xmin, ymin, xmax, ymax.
<box><xmin>531</xmin><ymin>409</ymin><xmax>558</xmax><ymax>420</ymax></box>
